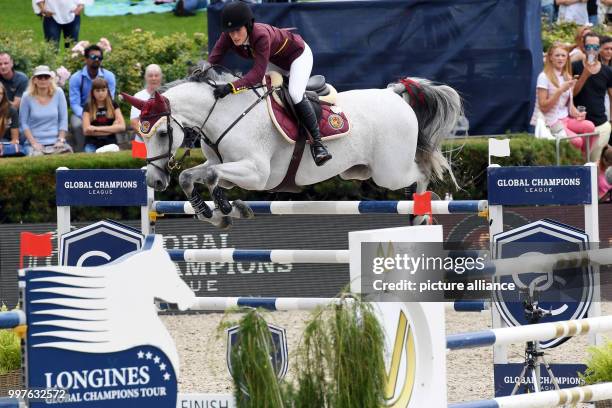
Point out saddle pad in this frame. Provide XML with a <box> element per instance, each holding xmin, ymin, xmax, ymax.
<box><xmin>264</xmin><ymin>76</ymin><xmax>351</xmax><ymax>144</ymax></box>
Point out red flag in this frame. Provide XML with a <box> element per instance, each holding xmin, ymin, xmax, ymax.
<box><xmin>413</xmin><ymin>191</ymin><xmax>433</xmax><ymax>224</ymax></box>
<box><xmin>20</xmin><ymin>232</ymin><xmax>53</xmax><ymax>269</ymax></box>
<box><xmin>132</xmin><ymin>140</ymin><xmax>147</xmax><ymax>159</ymax></box>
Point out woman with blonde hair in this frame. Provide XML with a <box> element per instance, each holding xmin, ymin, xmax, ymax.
<box><xmin>82</xmin><ymin>77</ymin><xmax>124</xmax><ymax>152</ymax></box>
<box><xmin>19</xmin><ymin>65</ymin><xmax>69</xmax><ymax>155</ymax></box>
<box><xmin>0</xmin><ymin>82</ymin><xmax>20</xmax><ymax>156</ymax></box>
<box><xmin>532</xmin><ymin>43</ymin><xmax>596</xmax><ymax>150</ymax></box>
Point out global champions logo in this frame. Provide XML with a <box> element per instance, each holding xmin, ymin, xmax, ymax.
<box><xmin>23</xmin><ymin>236</ymin><xmax>196</xmax><ymax>408</ymax></box>
<box><xmin>496</xmin><ymin>176</ymin><xmax>581</xmax><ymax>193</ymax></box>
<box><xmin>62</xmin><ymin>180</ymin><xmax>140</xmax><ymax>196</ymax></box>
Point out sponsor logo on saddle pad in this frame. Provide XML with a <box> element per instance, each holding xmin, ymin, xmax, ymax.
<box><xmin>328</xmin><ymin>114</ymin><xmax>344</xmax><ymax>130</ymax></box>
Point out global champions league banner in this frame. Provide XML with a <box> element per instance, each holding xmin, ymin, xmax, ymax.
<box><xmin>22</xmin><ymin>236</ymin><xmax>195</xmax><ymax>408</ymax></box>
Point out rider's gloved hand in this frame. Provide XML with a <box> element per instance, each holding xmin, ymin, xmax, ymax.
<box><xmin>214</xmin><ymin>84</ymin><xmax>233</xmax><ymax>99</ymax></box>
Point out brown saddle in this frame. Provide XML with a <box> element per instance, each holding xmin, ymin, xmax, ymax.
<box><xmin>265</xmin><ymin>73</ymin><xmax>350</xmax><ymax>192</ymax></box>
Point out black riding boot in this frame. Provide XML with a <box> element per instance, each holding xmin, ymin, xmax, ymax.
<box><xmin>294</xmin><ymin>99</ymin><xmax>332</xmax><ymax>166</ymax></box>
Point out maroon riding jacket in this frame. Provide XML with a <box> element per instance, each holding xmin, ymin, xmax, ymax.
<box><xmin>208</xmin><ymin>22</ymin><xmax>305</xmax><ymax>92</ymax></box>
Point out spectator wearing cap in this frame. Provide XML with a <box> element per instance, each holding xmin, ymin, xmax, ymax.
<box><xmin>33</xmin><ymin>0</ymin><xmax>85</xmax><ymax>49</ymax></box>
<box><xmin>0</xmin><ymin>52</ymin><xmax>29</xmax><ymax>110</ymax></box>
<box><xmin>130</xmin><ymin>64</ymin><xmax>163</xmax><ymax>142</ymax></box>
<box><xmin>19</xmin><ymin>65</ymin><xmax>69</xmax><ymax>156</ymax></box>
<box><xmin>68</xmin><ymin>44</ymin><xmax>116</xmax><ymax>152</ymax></box>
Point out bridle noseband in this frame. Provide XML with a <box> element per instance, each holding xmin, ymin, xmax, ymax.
<box><xmin>144</xmin><ymin>65</ymin><xmax>274</xmax><ymax>175</ymax></box>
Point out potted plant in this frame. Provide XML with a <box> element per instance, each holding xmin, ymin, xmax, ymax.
<box><xmin>581</xmin><ymin>339</ymin><xmax>612</xmax><ymax>408</ymax></box>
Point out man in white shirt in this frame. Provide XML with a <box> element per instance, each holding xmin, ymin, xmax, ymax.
<box><xmin>33</xmin><ymin>0</ymin><xmax>85</xmax><ymax>48</ymax></box>
<box><xmin>130</xmin><ymin>64</ymin><xmax>163</xmax><ymax>142</ymax></box>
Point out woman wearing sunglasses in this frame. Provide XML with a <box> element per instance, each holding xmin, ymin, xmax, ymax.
<box><xmin>19</xmin><ymin>65</ymin><xmax>70</xmax><ymax>156</ymax></box>
<box><xmin>573</xmin><ymin>33</ymin><xmax>612</xmax><ymax>162</ymax></box>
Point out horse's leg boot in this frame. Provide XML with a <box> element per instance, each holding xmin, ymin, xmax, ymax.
<box><xmin>189</xmin><ymin>186</ymin><xmax>213</xmax><ymax>218</ymax></box>
<box><xmin>294</xmin><ymin>99</ymin><xmax>332</xmax><ymax>166</ymax></box>
<box><xmin>212</xmin><ymin>186</ymin><xmax>232</xmax><ymax>215</ymax></box>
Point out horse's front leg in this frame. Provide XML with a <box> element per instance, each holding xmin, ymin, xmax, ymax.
<box><xmin>178</xmin><ymin>164</ymin><xmax>214</xmax><ymax>219</ymax></box>
<box><xmin>203</xmin><ymin>160</ymin><xmax>269</xmax><ymax>218</ymax></box>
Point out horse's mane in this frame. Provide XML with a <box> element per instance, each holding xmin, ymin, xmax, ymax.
<box><xmin>159</xmin><ymin>61</ymin><xmax>237</xmax><ymax>93</ymax></box>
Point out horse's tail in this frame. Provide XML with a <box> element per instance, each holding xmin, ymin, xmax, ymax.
<box><xmin>389</xmin><ymin>78</ymin><xmax>462</xmax><ymax>187</ymax></box>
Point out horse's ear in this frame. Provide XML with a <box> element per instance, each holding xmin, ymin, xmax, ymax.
<box><xmin>154</xmin><ymin>91</ymin><xmax>164</xmax><ymax>103</ymax></box>
<box><xmin>154</xmin><ymin>91</ymin><xmax>170</xmax><ymax>112</ymax></box>
<box><xmin>120</xmin><ymin>92</ymin><xmax>146</xmax><ymax>110</ymax></box>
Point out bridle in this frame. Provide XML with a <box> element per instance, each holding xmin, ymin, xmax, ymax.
<box><xmin>145</xmin><ymin>65</ymin><xmax>274</xmax><ymax>174</ymax></box>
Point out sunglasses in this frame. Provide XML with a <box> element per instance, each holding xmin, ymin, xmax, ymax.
<box><xmin>585</xmin><ymin>44</ymin><xmax>600</xmax><ymax>51</ymax></box>
<box><xmin>88</xmin><ymin>55</ymin><xmax>103</xmax><ymax>61</ymax></box>
<box><xmin>35</xmin><ymin>75</ymin><xmax>51</xmax><ymax>80</ymax></box>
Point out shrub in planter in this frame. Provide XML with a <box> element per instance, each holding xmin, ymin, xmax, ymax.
<box><xmin>581</xmin><ymin>339</ymin><xmax>612</xmax><ymax>407</ymax></box>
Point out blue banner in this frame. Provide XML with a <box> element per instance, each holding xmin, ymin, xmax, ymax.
<box><xmin>208</xmin><ymin>0</ymin><xmax>542</xmax><ymax>135</ymax></box>
<box><xmin>60</xmin><ymin>220</ymin><xmax>143</xmax><ymax>267</ymax></box>
<box><xmin>488</xmin><ymin>166</ymin><xmax>592</xmax><ymax>206</ymax></box>
<box><xmin>56</xmin><ymin>169</ymin><xmax>147</xmax><ymax>207</ymax></box>
<box><xmin>494</xmin><ymin>363</ymin><xmax>586</xmax><ymax>396</ymax></box>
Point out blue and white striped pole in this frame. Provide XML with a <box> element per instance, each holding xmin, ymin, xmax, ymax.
<box><xmin>168</xmin><ymin>249</ymin><xmax>349</xmax><ymax>264</ymax></box>
<box><xmin>0</xmin><ymin>311</ymin><xmax>26</xmax><ymax>329</ymax></box>
<box><xmin>158</xmin><ymin>297</ymin><xmax>487</xmax><ymax>313</ymax></box>
<box><xmin>446</xmin><ymin>315</ymin><xmax>612</xmax><ymax>350</ymax></box>
<box><xmin>447</xmin><ymin>301</ymin><xmax>489</xmax><ymax>312</ymax></box>
<box><xmin>153</xmin><ymin>200</ymin><xmax>488</xmax><ymax>216</ymax></box>
<box><xmin>160</xmin><ymin>297</ymin><xmax>354</xmax><ymax>312</ymax></box>
<box><xmin>467</xmin><ymin>247</ymin><xmax>612</xmax><ymax>279</ymax></box>
<box><xmin>448</xmin><ymin>382</ymin><xmax>612</xmax><ymax>408</ymax></box>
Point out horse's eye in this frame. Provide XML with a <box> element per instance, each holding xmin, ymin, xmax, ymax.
<box><xmin>159</xmin><ymin>131</ymin><xmax>168</xmax><ymax>138</ymax></box>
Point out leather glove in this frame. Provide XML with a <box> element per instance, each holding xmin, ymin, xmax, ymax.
<box><xmin>213</xmin><ymin>84</ymin><xmax>232</xmax><ymax>99</ymax></box>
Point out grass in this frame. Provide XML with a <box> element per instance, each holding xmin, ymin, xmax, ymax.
<box><xmin>0</xmin><ymin>0</ymin><xmax>208</xmax><ymax>44</ymax></box>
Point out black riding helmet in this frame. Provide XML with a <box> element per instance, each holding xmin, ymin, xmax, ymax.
<box><xmin>221</xmin><ymin>1</ymin><xmax>254</xmax><ymax>32</ymax></box>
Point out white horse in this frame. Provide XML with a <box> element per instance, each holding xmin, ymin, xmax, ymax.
<box><xmin>122</xmin><ymin>62</ymin><xmax>462</xmax><ymax>229</ymax></box>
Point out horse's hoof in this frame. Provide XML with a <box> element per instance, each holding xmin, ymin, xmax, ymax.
<box><xmin>217</xmin><ymin>216</ymin><xmax>233</xmax><ymax>230</ymax></box>
<box><xmin>233</xmin><ymin>199</ymin><xmax>255</xmax><ymax>218</ymax></box>
<box><xmin>196</xmin><ymin>213</ymin><xmax>211</xmax><ymax>221</ymax></box>
<box><xmin>219</xmin><ymin>201</ymin><xmax>232</xmax><ymax>215</ymax></box>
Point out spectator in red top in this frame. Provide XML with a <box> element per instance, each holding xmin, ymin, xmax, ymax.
<box><xmin>208</xmin><ymin>1</ymin><xmax>331</xmax><ymax>166</ymax></box>
<box><xmin>82</xmin><ymin>78</ymin><xmax>125</xmax><ymax>153</ymax></box>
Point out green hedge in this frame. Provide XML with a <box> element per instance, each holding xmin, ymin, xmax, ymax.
<box><xmin>0</xmin><ymin>30</ymin><xmax>208</xmax><ymax>116</ymax></box>
<box><xmin>0</xmin><ymin>136</ymin><xmax>585</xmax><ymax>224</ymax></box>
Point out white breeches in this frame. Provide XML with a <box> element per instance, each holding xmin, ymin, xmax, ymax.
<box><xmin>267</xmin><ymin>43</ymin><xmax>313</xmax><ymax>104</ymax></box>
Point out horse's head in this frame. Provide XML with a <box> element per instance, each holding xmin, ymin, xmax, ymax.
<box><xmin>121</xmin><ymin>91</ymin><xmax>185</xmax><ymax>191</ymax></box>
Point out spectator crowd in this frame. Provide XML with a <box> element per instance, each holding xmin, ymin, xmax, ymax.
<box><xmin>0</xmin><ymin>44</ymin><xmax>162</xmax><ymax>157</ymax></box>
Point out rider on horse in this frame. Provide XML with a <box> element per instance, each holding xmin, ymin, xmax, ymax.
<box><xmin>208</xmin><ymin>1</ymin><xmax>332</xmax><ymax>166</ymax></box>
